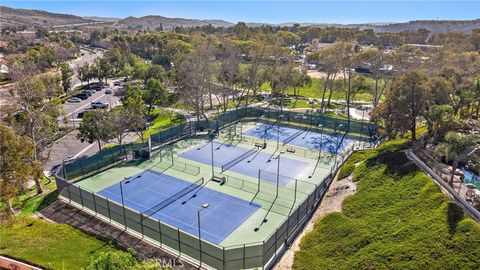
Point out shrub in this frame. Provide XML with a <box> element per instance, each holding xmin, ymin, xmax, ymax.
<box><xmin>293</xmin><ymin>137</ymin><xmax>480</xmax><ymax>270</ymax></box>
<box><xmin>337</xmin><ymin>162</ymin><xmax>355</xmax><ymax>179</ymax></box>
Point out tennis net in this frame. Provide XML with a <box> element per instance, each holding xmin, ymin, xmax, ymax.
<box><xmin>282</xmin><ymin>128</ymin><xmax>306</xmax><ymax>145</ymax></box>
<box><xmin>221</xmin><ymin>146</ymin><xmax>258</xmax><ymax>172</ymax></box>
<box><xmin>264</xmin><ymin>121</ymin><xmax>278</xmax><ymax>133</ymax></box>
<box><xmin>142</xmin><ymin>177</ymin><xmax>204</xmax><ymax>218</ymax></box>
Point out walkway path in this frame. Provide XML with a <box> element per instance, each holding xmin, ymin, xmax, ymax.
<box><xmin>274</xmin><ymin>173</ymin><xmax>357</xmax><ymax>269</ymax></box>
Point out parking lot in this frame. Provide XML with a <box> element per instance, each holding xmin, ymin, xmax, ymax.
<box><xmin>63</xmin><ymin>79</ymin><xmax>123</xmax><ymax>122</ymax></box>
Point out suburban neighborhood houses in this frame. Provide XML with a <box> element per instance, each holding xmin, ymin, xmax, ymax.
<box><xmin>0</xmin><ymin>2</ymin><xmax>479</xmax><ymax>270</ymax></box>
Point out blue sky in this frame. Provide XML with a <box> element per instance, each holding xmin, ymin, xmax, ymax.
<box><xmin>2</xmin><ymin>1</ymin><xmax>479</xmax><ymax>24</ymax></box>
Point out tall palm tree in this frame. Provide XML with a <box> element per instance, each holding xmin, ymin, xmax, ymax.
<box><xmin>434</xmin><ymin>132</ymin><xmax>478</xmax><ymax>187</ymax></box>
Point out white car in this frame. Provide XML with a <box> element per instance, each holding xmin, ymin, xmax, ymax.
<box><xmin>104</xmin><ymin>88</ymin><xmax>112</xmax><ymax>94</ymax></box>
<box><xmin>91</xmin><ymin>101</ymin><xmax>109</xmax><ymax>109</ymax></box>
<box><xmin>67</xmin><ymin>97</ymin><xmax>81</xmax><ymax>103</ymax></box>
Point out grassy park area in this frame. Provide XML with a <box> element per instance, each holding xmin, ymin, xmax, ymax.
<box><xmin>0</xmin><ymin>218</ymin><xmax>121</xmax><ymax>269</ymax></box>
<box><xmin>293</xmin><ymin>138</ymin><xmax>480</xmax><ymax>270</ymax></box>
<box><xmin>140</xmin><ymin>108</ymin><xmax>186</xmax><ymax>141</ymax></box>
<box><xmin>260</xmin><ymin>77</ymin><xmax>378</xmax><ymax>101</ymax></box>
<box><xmin>0</xmin><ymin>181</ymin><xmax>127</xmax><ymax>270</ymax></box>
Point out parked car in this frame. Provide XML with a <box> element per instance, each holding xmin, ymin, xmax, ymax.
<box><xmin>80</xmin><ymin>90</ymin><xmax>93</xmax><ymax>97</ymax></box>
<box><xmin>91</xmin><ymin>101</ymin><xmax>109</xmax><ymax>109</ymax></box>
<box><xmin>89</xmin><ymin>84</ymin><xmax>102</xmax><ymax>90</ymax></box>
<box><xmin>66</xmin><ymin>97</ymin><xmax>81</xmax><ymax>103</ymax></box>
<box><xmin>113</xmin><ymin>81</ymin><xmax>122</xmax><ymax>86</ymax></box>
<box><xmin>77</xmin><ymin>108</ymin><xmax>94</xmax><ymax>118</ymax></box>
<box><xmin>75</xmin><ymin>93</ymin><xmax>89</xmax><ymax>100</ymax></box>
<box><xmin>104</xmin><ymin>88</ymin><xmax>112</xmax><ymax>94</ymax></box>
<box><xmin>81</xmin><ymin>90</ymin><xmax>93</xmax><ymax>97</ymax></box>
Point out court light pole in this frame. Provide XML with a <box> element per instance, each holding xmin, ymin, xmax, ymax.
<box><xmin>260</xmin><ymin>114</ymin><xmax>267</xmax><ymax>146</ymax></box>
<box><xmin>276</xmin><ymin>151</ymin><xmax>285</xmax><ymax>197</ymax></box>
<box><xmin>276</xmin><ymin>114</ymin><xmax>284</xmax><ymax>149</ymax></box>
<box><xmin>119</xmin><ymin>178</ymin><xmax>128</xmax><ymax>230</ymax></box>
<box><xmin>360</xmin><ymin>108</ymin><xmax>365</xmax><ymax>149</ymax></box>
<box><xmin>334</xmin><ymin>123</ymin><xmax>343</xmax><ymax>165</ymax></box>
<box><xmin>210</xmin><ymin>138</ymin><xmax>215</xmax><ymax>179</ymax></box>
<box><xmin>197</xmin><ymin>203</ymin><xmax>209</xmax><ymax>268</ymax></box>
<box><xmin>318</xmin><ymin>124</ymin><xmax>324</xmax><ymax>160</ymax></box>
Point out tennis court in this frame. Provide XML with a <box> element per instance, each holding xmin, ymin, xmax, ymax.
<box><xmin>179</xmin><ymin>141</ymin><xmax>310</xmax><ymax>185</ymax></box>
<box><xmin>56</xmin><ymin>107</ymin><xmax>375</xmax><ymax>269</ymax></box>
<box><xmin>97</xmin><ymin>169</ymin><xmax>261</xmax><ymax>244</ymax></box>
<box><xmin>244</xmin><ymin>123</ymin><xmax>351</xmax><ymax>154</ymax></box>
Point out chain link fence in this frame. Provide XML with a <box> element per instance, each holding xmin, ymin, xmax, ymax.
<box><xmin>55</xmin><ymin>107</ymin><xmax>367</xmax><ymax>269</ymax></box>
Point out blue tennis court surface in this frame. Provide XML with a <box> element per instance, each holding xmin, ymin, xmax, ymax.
<box><xmin>180</xmin><ymin>141</ymin><xmax>309</xmax><ymax>185</ymax></box>
<box><xmin>97</xmin><ymin>170</ymin><xmax>260</xmax><ymax>244</ymax></box>
<box><xmin>244</xmin><ymin>123</ymin><xmax>351</xmax><ymax>154</ymax></box>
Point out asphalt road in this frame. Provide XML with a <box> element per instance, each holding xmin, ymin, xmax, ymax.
<box><xmin>63</xmin><ymin>80</ymin><xmax>122</xmax><ymax>120</ymax></box>
<box><xmin>68</xmin><ymin>48</ymin><xmax>104</xmax><ymax>87</ymax></box>
<box><xmin>44</xmin><ymin>48</ymin><xmax>125</xmax><ymax>175</ymax></box>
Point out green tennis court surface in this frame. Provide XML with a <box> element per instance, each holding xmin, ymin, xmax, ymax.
<box><xmin>75</xmin><ymin>122</ymin><xmax>351</xmax><ymax>246</ymax></box>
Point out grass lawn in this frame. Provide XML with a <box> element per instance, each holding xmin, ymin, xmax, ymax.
<box><xmin>260</xmin><ymin>77</ymin><xmax>376</xmax><ymax>101</ymax></box>
<box><xmin>0</xmin><ymin>177</ymin><xmax>126</xmax><ymax>269</ymax></box>
<box><xmin>0</xmin><ymin>178</ymin><xmax>57</xmax><ymax>220</ymax></box>
<box><xmin>293</xmin><ymin>138</ymin><xmax>480</xmax><ymax>269</ymax></box>
<box><xmin>0</xmin><ymin>218</ymin><xmax>118</xmax><ymax>270</ymax></box>
<box><xmin>139</xmin><ymin>108</ymin><xmax>186</xmax><ymax>141</ymax></box>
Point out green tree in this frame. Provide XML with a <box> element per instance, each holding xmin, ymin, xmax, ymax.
<box><xmin>120</xmin><ymin>63</ymin><xmax>133</xmax><ymax>79</ymax></box>
<box><xmin>96</xmin><ymin>57</ymin><xmax>113</xmax><ymax>84</ymax></box>
<box><xmin>291</xmin><ymin>68</ymin><xmax>311</xmax><ymax>98</ymax></box>
<box><xmin>427</xmin><ymin>104</ymin><xmax>455</xmax><ymax>142</ymax></box>
<box><xmin>233</xmin><ymin>22</ymin><xmax>251</xmax><ymax>40</ymax></box>
<box><xmin>372</xmin><ymin>71</ymin><xmax>430</xmax><ymax>142</ymax></box>
<box><xmin>109</xmin><ymin>110</ymin><xmax>133</xmax><ymax>146</ymax></box>
<box><xmin>0</xmin><ymin>123</ymin><xmax>42</xmax><ymax>217</ymax></box>
<box><xmin>434</xmin><ymin>132</ymin><xmax>478</xmax><ymax>187</ymax></box>
<box><xmin>276</xmin><ymin>30</ymin><xmax>301</xmax><ymax>47</ymax></box>
<box><xmin>124</xmin><ymin>93</ymin><xmax>148</xmax><ymax>141</ymax></box>
<box><xmin>77</xmin><ymin>110</ymin><xmax>113</xmax><ymax>151</ymax></box>
<box><xmin>11</xmin><ymin>73</ymin><xmax>62</xmax><ymax>194</ymax></box>
<box><xmin>60</xmin><ymin>63</ymin><xmax>73</xmax><ymax>93</ymax></box>
<box><xmin>143</xmin><ymin>78</ymin><xmax>167</xmax><ymax>115</ymax></box>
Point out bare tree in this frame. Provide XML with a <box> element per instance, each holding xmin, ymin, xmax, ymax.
<box><xmin>217</xmin><ymin>41</ymin><xmax>241</xmax><ymax>112</ymax></box>
<box><xmin>177</xmin><ymin>41</ymin><xmax>216</xmax><ymax>121</ymax></box>
<box><xmin>240</xmin><ymin>41</ymin><xmax>267</xmax><ymax>107</ymax></box>
<box><xmin>337</xmin><ymin>41</ymin><xmax>358</xmax><ymax>127</ymax></box>
<box><xmin>357</xmin><ymin>48</ymin><xmax>394</xmax><ymax>107</ymax></box>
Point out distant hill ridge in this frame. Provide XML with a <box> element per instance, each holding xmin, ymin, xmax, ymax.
<box><xmin>0</xmin><ymin>6</ymin><xmax>478</xmax><ymax>34</ymax></box>
<box><xmin>0</xmin><ymin>6</ymin><xmax>92</xmax><ymax>28</ymax></box>
<box><xmin>117</xmin><ymin>15</ymin><xmax>234</xmax><ymax>29</ymax></box>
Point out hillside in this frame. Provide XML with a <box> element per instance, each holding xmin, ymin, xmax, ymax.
<box><xmin>368</xmin><ymin>20</ymin><xmax>480</xmax><ymax>34</ymax></box>
<box><xmin>290</xmin><ymin>20</ymin><xmax>480</xmax><ymax>34</ymax></box>
<box><xmin>0</xmin><ymin>6</ymin><xmax>92</xmax><ymax>28</ymax></box>
<box><xmin>0</xmin><ymin>6</ymin><xmax>478</xmax><ymax>34</ymax></box>
<box><xmin>83</xmin><ymin>16</ymin><xmax>120</xmax><ymax>22</ymax></box>
<box><xmin>117</xmin><ymin>15</ymin><xmax>234</xmax><ymax>29</ymax></box>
